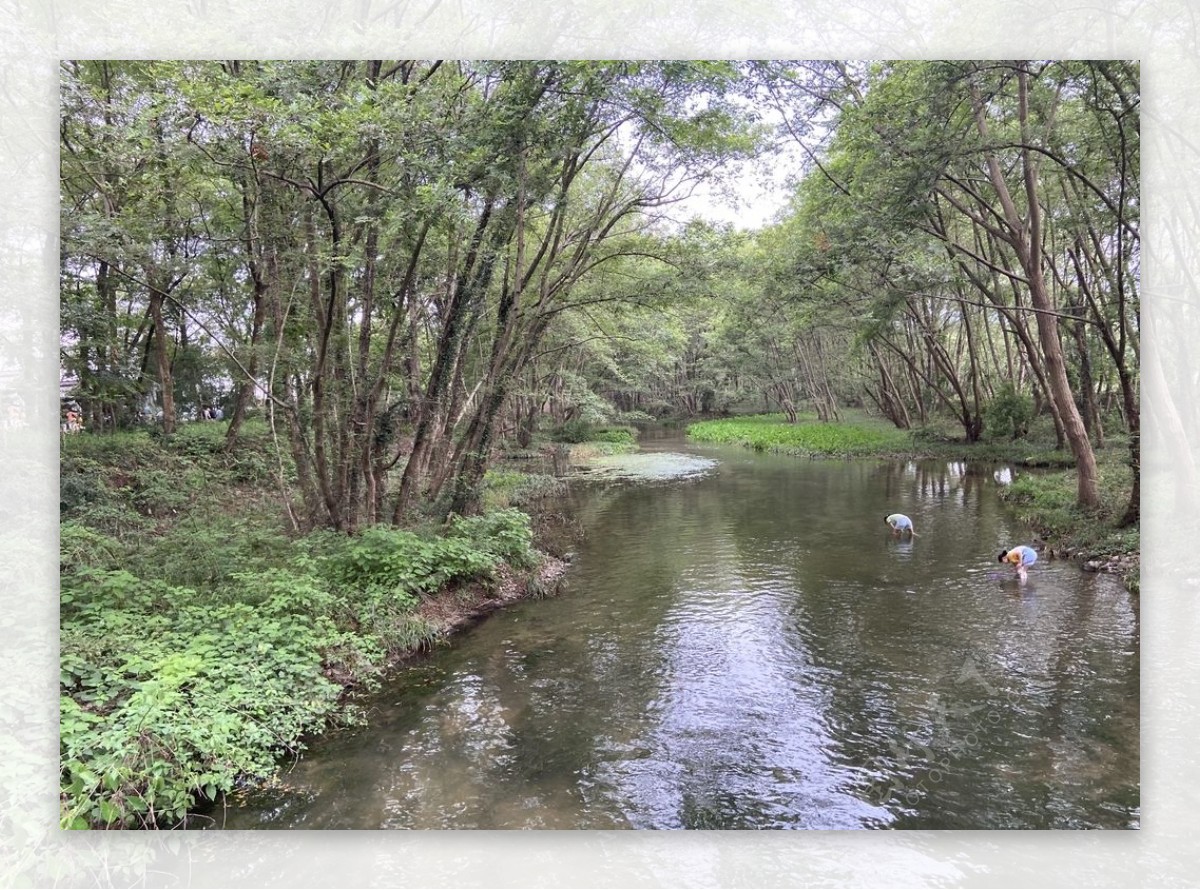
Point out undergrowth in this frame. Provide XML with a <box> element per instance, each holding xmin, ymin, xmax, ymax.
<box><xmin>59</xmin><ymin>423</ymin><xmax>541</xmax><ymax>829</ymax></box>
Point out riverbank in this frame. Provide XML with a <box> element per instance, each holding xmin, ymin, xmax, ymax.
<box><xmin>685</xmin><ymin>412</ymin><xmax>1071</xmax><ymax>463</ymax></box>
<box><xmin>997</xmin><ymin>464</ymin><xmax>1140</xmax><ymax>594</ymax></box>
<box><xmin>686</xmin><ymin>413</ymin><xmax>1139</xmax><ymax>591</ymax></box>
<box><xmin>59</xmin><ymin>422</ymin><xmax>569</xmax><ymax>829</ymax></box>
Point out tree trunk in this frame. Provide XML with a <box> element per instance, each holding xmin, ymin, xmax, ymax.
<box><xmin>970</xmin><ymin>66</ymin><xmax>1099</xmax><ymax>508</ymax></box>
<box><xmin>148</xmin><ymin>288</ymin><xmax>176</xmax><ymax>435</ymax></box>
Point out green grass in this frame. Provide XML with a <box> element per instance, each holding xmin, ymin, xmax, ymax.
<box><xmin>481</xmin><ymin>469</ymin><xmax>566</xmax><ymax>511</ymax></box>
<box><xmin>687</xmin><ymin>412</ymin><xmax>1081</xmax><ymax>465</ymax></box>
<box><xmin>999</xmin><ymin>456</ymin><xmax>1139</xmax><ymax>591</ymax></box>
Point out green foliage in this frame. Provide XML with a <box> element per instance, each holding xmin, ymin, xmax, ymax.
<box><xmin>323</xmin><ymin>525</ymin><xmax>495</xmax><ymax>607</ymax></box>
<box><xmin>59</xmin><ymin>565</ymin><xmax>352</xmax><ymax>829</ymax></box>
<box><xmin>984</xmin><ymin>384</ymin><xmax>1034</xmax><ymax>441</ymax></box>
<box><xmin>687</xmin><ymin>414</ymin><xmax>910</xmax><ymax>456</ymax></box>
<box><xmin>127</xmin><ymin>514</ymin><xmax>294</xmax><ymax>591</ymax></box>
<box><xmin>551</xmin><ymin>419</ymin><xmax>594</xmax><ymax>443</ymax></box>
<box><xmin>59</xmin><ymin>505</ymin><xmax>536</xmax><ymax>829</ymax></box>
<box><xmin>59</xmin><ymin>457</ymin><xmax>110</xmax><ymax>515</ymax></box>
<box><xmin>60</xmin><ymin>420</ymin><xmax>544</xmax><ymax>829</ymax></box>
<box><xmin>550</xmin><ymin>421</ymin><xmax>639</xmax><ymax>448</ymax></box>
<box><xmin>446</xmin><ymin>508</ymin><xmax>537</xmax><ymax>569</ymax></box>
<box><xmin>128</xmin><ymin>467</ymin><xmax>199</xmax><ymax>518</ymax></box>
<box><xmin>61</xmin><ymin>430</ymin><xmax>163</xmax><ymax>469</ymax></box>
<box><xmin>164</xmin><ymin>422</ymin><xmax>227</xmax><ymax>458</ymax></box>
<box><xmin>589</xmin><ymin>426</ymin><xmax>637</xmax><ymax>445</ymax></box>
<box><xmin>61</xmin><ymin>430</ymin><xmax>209</xmax><ymax>527</ymax></box>
<box><xmin>60</xmin><ymin>523</ymin><xmax>124</xmax><ymax>575</ymax></box>
<box><xmin>615</xmin><ymin>409</ymin><xmax>657</xmax><ymax>426</ymax></box>
<box><xmin>168</xmin><ymin>420</ymin><xmax>279</xmax><ymax>484</ymax></box>
<box><xmin>482</xmin><ymin>470</ymin><xmax>566</xmax><ymax>511</ymax></box>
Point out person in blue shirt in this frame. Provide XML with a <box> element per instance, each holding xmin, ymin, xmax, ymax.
<box><xmin>885</xmin><ymin>513</ymin><xmax>917</xmax><ymax>537</ymax></box>
<box><xmin>998</xmin><ymin>545</ymin><xmax>1038</xmax><ymax>582</ymax></box>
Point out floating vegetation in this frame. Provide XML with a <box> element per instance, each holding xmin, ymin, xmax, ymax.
<box><xmin>567</xmin><ymin>451</ymin><xmax>718</xmax><ymax>482</ymax></box>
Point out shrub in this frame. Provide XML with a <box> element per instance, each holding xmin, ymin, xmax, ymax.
<box><xmin>60</xmin><ymin>522</ymin><xmax>124</xmax><ymax>575</ymax></box>
<box><xmin>909</xmin><ymin>422</ymin><xmax>958</xmax><ymax>444</ymax></box>
<box><xmin>61</xmin><ymin>430</ymin><xmax>161</xmax><ymax>468</ymax></box>
<box><xmin>984</xmin><ymin>383</ymin><xmax>1034</xmax><ymax>440</ymax></box>
<box><xmin>59</xmin><ymin>424</ymin><xmax>546</xmax><ymax>828</ymax></box>
<box><xmin>165</xmin><ymin>423</ymin><xmax>226</xmax><ymax>458</ymax></box>
<box><xmin>550</xmin><ymin>418</ymin><xmax>593</xmax><ymax>443</ymax></box>
<box><xmin>60</xmin><ymin>458</ymin><xmax>110</xmax><ymax>515</ymax></box>
<box><xmin>60</xmin><ymin>565</ymin><xmax>375</xmax><ymax>829</ymax></box>
<box><xmin>319</xmin><ymin>520</ymin><xmax>519</xmax><ymax>606</ymax></box>
<box><xmin>615</xmin><ymin>409</ymin><xmax>656</xmax><ymax>426</ymax></box>
<box><xmin>128</xmin><ymin>467</ymin><xmax>197</xmax><ymax>517</ymax></box>
<box><xmin>127</xmin><ymin>515</ymin><xmax>293</xmax><ymax>592</ymax></box>
<box><xmin>446</xmin><ymin>508</ymin><xmax>537</xmax><ymax>568</ymax></box>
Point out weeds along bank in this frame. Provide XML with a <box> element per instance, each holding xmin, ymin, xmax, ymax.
<box><xmin>997</xmin><ymin>468</ymin><xmax>1140</xmax><ymax>594</ymax></box>
<box><xmin>686</xmin><ymin>414</ymin><xmax>1139</xmax><ymax>590</ymax></box>
<box><xmin>59</xmin><ymin>420</ymin><xmax>564</xmax><ymax>829</ymax></box>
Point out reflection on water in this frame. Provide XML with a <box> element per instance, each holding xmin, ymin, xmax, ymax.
<box><xmin>215</xmin><ymin>436</ymin><xmax>1139</xmax><ymax>830</ymax></box>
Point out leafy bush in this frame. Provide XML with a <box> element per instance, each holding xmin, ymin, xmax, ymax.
<box><xmin>552</xmin><ymin>423</ymin><xmax>637</xmax><ymax>446</ymax></box>
<box><xmin>68</xmin><ymin>500</ymin><xmax>156</xmax><ymax>540</ymax></box>
<box><xmin>984</xmin><ymin>383</ymin><xmax>1034</xmax><ymax>440</ymax></box>
<box><xmin>60</xmin><ymin>568</ymin><xmax>355</xmax><ymax>828</ymax></box>
<box><xmin>127</xmin><ymin>515</ymin><xmax>293</xmax><ymax>591</ymax></box>
<box><xmin>550</xmin><ymin>418</ymin><xmax>594</xmax><ymax>443</ymax></box>
<box><xmin>446</xmin><ymin>508</ymin><xmax>537</xmax><ymax>568</ymax></box>
<box><xmin>60</xmin><ymin>457</ymin><xmax>110</xmax><ymax>515</ymax></box>
<box><xmin>999</xmin><ymin>460</ymin><xmax>1138</xmax><ymax>565</ymax></box>
<box><xmin>165</xmin><ymin>422</ymin><xmax>226</xmax><ymax>458</ymax></box>
<box><xmin>61</xmin><ymin>430</ymin><xmax>162</xmax><ymax>469</ymax></box>
<box><xmin>60</xmin><ymin>522</ymin><xmax>124</xmax><ymax>575</ymax></box>
<box><xmin>909</xmin><ymin>422</ymin><xmax>958</xmax><ymax>444</ymax></box>
<box><xmin>58</xmin><ymin>509</ymin><xmax>534</xmax><ymax>828</ymax></box>
<box><xmin>615</xmin><ymin>409</ymin><xmax>656</xmax><ymax>426</ymax></box>
<box><xmin>60</xmin><ymin>424</ymin><xmax>546</xmax><ymax>829</ymax></box>
<box><xmin>321</xmin><ymin>525</ymin><xmax>497</xmax><ymax>606</ymax></box>
<box><xmin>223</xmin><ymin>445</ymin><xmax>278</xmax><ymax>484</ymax></box>
<box><xmin>128</xmin><ymin>467</ymin><xmax>199</xmax><ymax>517</ymax></box>
<box><xmin>482</xmin><ymin>470</ymin><xmax>565</xmax><ymax>510</ymax></box>
<box><xmin>62</xmin><ymin>433</ymin><xmax>204</xmax><ymax>524</ymax></box>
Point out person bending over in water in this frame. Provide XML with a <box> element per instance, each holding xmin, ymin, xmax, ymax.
<box><xmin>998</xmin><ymin>545</ymin><xmax>1038</xmax><ymax>582</ymax></box>
<box><xmin>885</xmin><ymin>513</ymin><xmax>917</xmax><ymax>537</ymax></box>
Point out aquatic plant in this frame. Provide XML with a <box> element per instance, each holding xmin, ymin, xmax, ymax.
<box><xmin>687</xmin><ymin>415</ymin><xmax>910</xmax><ymax>456</ymax></box>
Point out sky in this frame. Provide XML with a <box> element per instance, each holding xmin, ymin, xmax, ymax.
<box><xmin>661</xmin><ymin>140</ymin><xmax>807</xmax><ymax>231</ymax></box>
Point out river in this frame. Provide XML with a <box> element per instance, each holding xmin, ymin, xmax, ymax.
<box><xmin>213</xmin><ymin>432</ymin><xmax>1139</xmax><ymax>829</ymax></box>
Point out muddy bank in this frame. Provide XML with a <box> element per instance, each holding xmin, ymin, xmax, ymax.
<box><xmin>409</xmin><ymin>555</ymin><xmax>571</xmax><ymax>650</ymax></box>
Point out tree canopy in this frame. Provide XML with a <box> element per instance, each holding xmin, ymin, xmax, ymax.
<box><xmin>60</xmin><ymin>60</ymin><xmax>1140</xmax><ymax>522</ymax></box>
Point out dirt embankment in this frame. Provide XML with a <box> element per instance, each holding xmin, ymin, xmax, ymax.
<box><xmin>416</xmin><ymin>555</ymin><xmax>572</xmax><ymax>642</ymax></box>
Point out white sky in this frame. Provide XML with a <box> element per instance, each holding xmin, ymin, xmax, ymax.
<box><xmin>677</xmin><ymin>161</ymin><xmax>799</xmax><ymax>230</ymax></box>
<box><xmin>668</xmin><ymin>114</ymin><xmax>810</xmax><ymax>231</ymax></box>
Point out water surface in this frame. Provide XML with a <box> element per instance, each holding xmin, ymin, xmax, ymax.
<box><xmin>216</xmin><ymin>434</ymin><xmax>1139</xmax><ymax>829</ymax></box>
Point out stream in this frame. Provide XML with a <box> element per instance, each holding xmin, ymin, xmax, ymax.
<box><xmin>214</xmin><ymin>432</ymin><xmax>1139</xmax><ymax>829</ymax></box>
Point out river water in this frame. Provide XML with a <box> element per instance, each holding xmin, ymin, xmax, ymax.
<box><xmin>215</xmin><ymin>433</ymin><xmax>1139</xmax><ymax>830</ymax></box>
